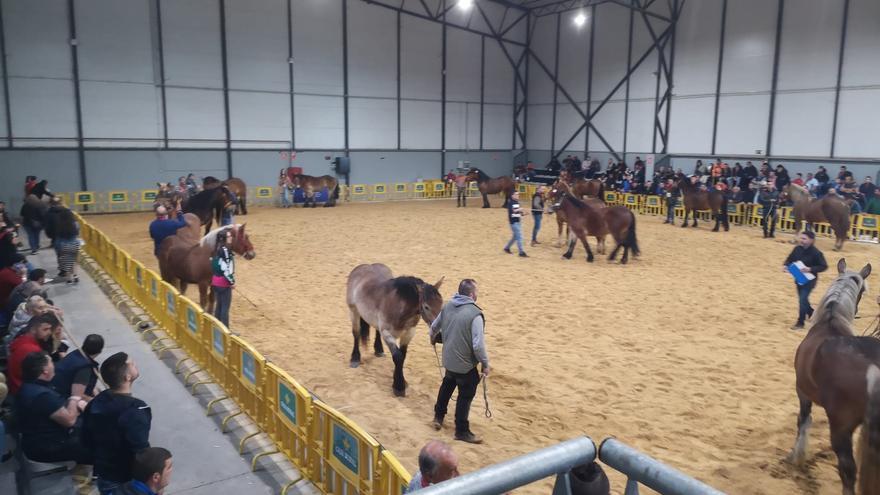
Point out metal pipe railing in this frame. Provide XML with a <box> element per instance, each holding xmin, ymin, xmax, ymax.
<box><xmin>599</xmin><ymin>438</ymin><xmax>726</xmax><ymax>495</ymax></box>
<box><xmin>417</xmin><ymin>436</ymin><xmax>596</xmax><ymax>495</ymax></box>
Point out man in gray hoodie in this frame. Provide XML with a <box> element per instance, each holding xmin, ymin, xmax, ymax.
<box><xmin>429</xmin><ymin>279</ymin><xmax>490</xmax><ymax>444</ymax></box>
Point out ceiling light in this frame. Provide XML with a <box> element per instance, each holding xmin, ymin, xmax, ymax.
<box><xmin>574</xmin><ymin>12</ymin><xmax>587</xmax><ymax>27</ymax></box>
<box><xmin>458</xmin><ymin>0</ymin><xmax>474</xmax><ymax>10</ymax></box>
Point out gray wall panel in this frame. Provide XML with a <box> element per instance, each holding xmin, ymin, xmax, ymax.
<box><xmin>165</xmin><ymin>88</ymin><xmax>226</xmax><ymax>142</ymax></box>
<box><xmin>4</xmin><ymin>0</ymin><xmax>71</xmax><ymax>78</ymax></box>
<box><xmin>777</xmin><ymin>0</ymin><xmax>841</xmax><ymax>91</ymax></box>
<box><xmin>348</xmin><ymin>0</ymin><xmax>396</xmax><ymax>99</ymax></box>
<box><xmin>483</xmin><ymin>41</ymin><xmax>514</xmax><ymax>104</ymax></box>
<box><xmin>80</xmin><ymin>82</ymin><xmax>161</xmax><ymax>140</ymax></box>
<box><xmin>590</xmin><ymin>3</ymin><xmax>629</xmax><ymax>99</ymax></box>
<box><xmin>84</xmin><ymin>150</ymin><xmax>227</xmax><ymax>191</ymax></box>
<box><xmin>835</xmin><ymin>88</ymin><xmax>880</xmax><ymax>158</ymax></box>
<box><xmin>715</xmin><ymin>94</ymin><xmax>770</xmax><ymax>155</ymax></box>
<box><xmin>668</xmin><ymin>96</ymin><xmax>714</xmax><ymax>155</ymax></box>
<box><xmin>348</xmin><ymin>151</ymin><xmax>438</xmax><ymax>183</ymax></box>
<box><xmin>288</xmin><ymin>151</ymin><xmax>337</xmax><ymax>177</ymax></box>
<box><xmin>672</xmin><ymin>0</ymin><xmax>722</xmax><ymax>97</ymax></box>
<box><xmin>9</xmin><ymin>78</ymin><xmax>77</xmax><ymax>140</ymax></box>
<box><xmin>720</xmin><ymin>0</ymin><xmax>776</xmax><ymax>93</ymax></box>
<box><xmin>400</xmin><ymin>14</ymin><xmax>441</xmax><ymax>100</ymax></box>
<box><xmin>292</xmin><ymin>0</ymin><xmax>343</xmax><ymax>95</ymax></box>
<box><xmin>445</xmin><ymin>151</ymin><xmax>512</xmax><ymax>178</ymax></box>
<box><xmin>527</xmin><ymin>15</ymin><xmax>556</xmax><ymax>105</ymax></box>
<box><xmin>445</xmin><ymin>102</ymin><xmax>480</xmax><ymax>150</ymax></box>
<box><xmin>483</xmin><ymin>104</ymin><xmax>513</xmax><ymax>150</ymax></box>
<box><xmin>293</xmin><ymin>95</ymin><xmax>344</xmax><ymax>148</ymax></box>
<box><xmin>625</xmin><ymin>100</ymin><xmax>653</xmax><ymax>153</ymax></box>
<box><xmin>627</xmin><ymin>16</ymin><xmax>658</xmax><ymax>101</ymax></box>
<box><xmin>226</xmin><ymin>0</ymin><xmax>287</xmax><ymax>92</ymax></box>
<box><xmin>557</xmin><ymin>10</ymin><xmax>589</xmax><ymax>102</ymax></box>
<box><xmin>525</xmin><ymin>104</ymin><xmax>551</xmax><ymax>150</ymax></box>
<box><xmin>446</xmin><ymin>29</ymin><xmax>481</xmax><ymax>103</ymax></box>
<box><xmin>554</xmin><ymin>103</ymin><xmax>586</xmax><ymax>153</ymax></box>
<box><xmin>772</xmin><ymin>91</ymin><xmax>835</xmax><ymax>157</ymax></box>
<box><xmin>400</xmin><ymin>100</ymin><xmax>441</xmax><ymax>149</ymax></box>
<box><xmin>0</xmin><ymin>150</ymin><xmax>79</xmax><ymax>213</ymax></box>
<box><xmin>349</xmin><ymin>97</ymin><xmax>397</xmax><ymax>149</ymax></box>
<box><xmin>231</xmin><ymin>150</ymin><xmax>289</xmax><ymax>187</ymax></box>
<box><xmin>161</xmin><ymin>0</ymin><xmax>223</xmax><ymax>89</ymax></box>
<box><xmin>589</xmin><ymin>101</ymin><xmax>625</xmax><ymax>153</ymax></box>
<box><xmin>842</xmin><ymin>0</ymin><xmax>880</xmax><ymax>87</ymax></box>
<box><xmin>229</xmin><ymin>91</ymin><xmax>291</xmax><ymax>146</ymax></box>
<box><xmin>76</xmin><ymin>0</ymin><xmax>154</xmax><ymax>84</ymax></box>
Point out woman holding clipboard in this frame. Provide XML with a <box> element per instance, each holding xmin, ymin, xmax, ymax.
<box><xmin>783</xmin><ymin>231</ymin><xmax>828</xmax><ymax>329</ymax></box>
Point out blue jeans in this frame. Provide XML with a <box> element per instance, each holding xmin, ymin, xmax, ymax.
<box><xmin>0</xmin><ymin>420</ymin><xmax>5</xmax><ymax>460</ymax></box>
<box><xmin>24</xmin><ymin>225</ymin><xmax>41</xmax><ymax>252</ymax></box>
<box><xmin>532</xmin><ymin>213</ymin><xmax>542</xmax><ymax>242</ymax></box>
<box><xmin>96</xmin><ymin>477</ymin><xmax>121</xmax><ymax>495</ymax></box>
<box><xmin>281</xmin><ymin>188</ymin><xmax>292</xmax><ymax>207</ymax></box>
<box><xmin>504</xmin><ymin>222</ymin><xmax>524</xmax><ymax>254</ymax></box>
<box><xmin>213</xmin><ymin>285</ymin><xmax>232</xmax><ymax>328</ymax></box>
<box><xmin>666</xmin><ymin>196</ymin><xmax>677</xmax><ymax>222</ymax></box>
<box><xmin>796</xmin><ymin>283</ymin><xmax>815</xmax><ymax>325</ymax></box>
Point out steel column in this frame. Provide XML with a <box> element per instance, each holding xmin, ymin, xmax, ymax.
<box><xmin>622</xmin><ymin>4</ymin><xmax>634</xmax><ymax>158</ymax></box>
<box><xmin>765</xmin><ymin>0</ymin><xmax>784</xmax><ymax>156</ymax></box>
<box><xmin>0</xmin><ymin>0</ymin><xmax>12</xmax><ymax>148</ymax></box>
<box><xmin>522</xmin><ymin>14</ymin><xmax>531</xmax><ymax>150</ymax></box>
<box><xmin>550</xmin><ymin>13</ymin><xmax>561</xmax><ymax>154</ymax></box>
<box><xmin>67</xmin><ymin>0</ymin><xmax>86</xmax><ymax>190</ymax></box>
<box><xmin>397</xmin><ymin>10</ymin><xmax>402</xmax><ymax>150</ymax></box>
<box><xmin>155</xmin><ymin>0</ymin><xmax>169</xmax><ymax>148</ymax></box>
<box><xmin>584</xmin><ymin>4</ymin><xmax>595</xmax><ymax>154</ymax></box>
<box><xmin>342</xmin><ymin>0</ymin><xmax>350</xmax><ymax>158</ymax></box>
<box><xmin>662</xmin><ymin>0</ymin><xmax>679</xmax><ymax>154</ymax></box>
<box><xmin>218</xmin><ymin>0</ymin><xmax>232</xmax><ymax>177</ymax></box>
<box><xmin>710</xmin><ymin>0</ymin><xmax>727</xmax><ymax>155</ymax></box>
<box><xmin>480</xmin><ymin>35</ymin><xmax>485</xmax><ymax>150</ymax></box>
<box><xmin>441</xmin><ymin>0</ymin><xmax>447</xmax><ymax>176</ymax></box>
<box><xmin>830</xmin><ymin>0</ymin><xmax>850</xmax><ymax>158</ymax></box>
<box><xmin>287</xmin><ymin>0</ymin><xmax>295</xmax><ymax>150</ymax></box>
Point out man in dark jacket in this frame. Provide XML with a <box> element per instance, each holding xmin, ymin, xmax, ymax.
<box><xmin>758</xmin><ymin>183</ymin><xmax>780</xmax><ymax>238</ymax></box>
<box><xmin>148</xmin><ymin>201</ymin><xmax>187</xmax><ymax>257</ymax></box>
<box><xmin>52</xmin><ymin>333</ymin><xmax>104</xmax><ymax>401</ymax></box>
<box><xmin>20</xmin><ymin>194</ymin><xmax>47</xmax><ymax>255</ymax></box>
<box><xmin>783</xmin><ymin>231</ymin><xmax>828</xmax><ymax>329</ymax></box>
<box><xmin>430</xmin><ymin>279</ymin><xmax>490</xmax><ymax>444</ymax></box>
<box><xmin>530</xmin><ymin>186</ymin><xmax>545</xmax><ymax>247</ymax></box>
<box><xmin>83</xmin><ymin>352</ymin><xmax>152</xmax><ymax>494</ymax></box>
<box><xmin>113</xmin><ymin>447</ymin><xmax>173</xmax><ymax>495</ymax></box>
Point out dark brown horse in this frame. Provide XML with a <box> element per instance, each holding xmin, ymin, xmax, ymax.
<box><xmin>286</xmin><ymin>168</ymin><xmax>341</xmax><ymax>207</ymax></box>
<box><xmin>465</xmin><ymin>168</ymin><xmax>516</xmax><ymax>208</ymax></box>
<box><xmin>570</xmin><ymin>178</ymin><xmax>605</xmax><ymax>200</ymax></box>
<box><xmin>783</xmin><ymin>184</ymin><xmax>851</xmax><ymax>251</ymax></box>
<box><xmin>550</xmin><ymin>180</ymin><xmax>607</xmax><ymax>250</ymax></box>
<box><xmin>346</xmin><ymin>263</ymin><xmax>444</xmax><ymax>396</ymax></box>
<box><xmin>157</xmin><ymin>214</ymin><xmax>256</xmax><ymax>312</ymax></box>
<box><xmin>788</xmin><ymin>259</ymin><xmax>878</xmax><ymax>495</ymax></box>
<box><xmin>203</xmin><ymin>177</ymin><xmax>248</xmax><ymax>215</ymax></box>
<box><xmin>676</xmin><ymin>178</ymin><xmax>728</xmax><ymax>231</ymax></box>
<box><xmin>183</xmin><ymin>186</ymin><xmax>237</xmax><ymax>235</ymax></box>
<box><xmin>550</xmin><ymin>188</ymin><xmax>639</xmax><ymax>264</ymax></box>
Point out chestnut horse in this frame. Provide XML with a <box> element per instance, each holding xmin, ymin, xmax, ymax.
<box><xmin>286</xmin><ymin>168</ymin><xmax>340</xmax><ymax>207</ymax></box>
<box><xmin>782</xmin><ymin>184</ymin><xmax>851</xmax><ymax>251</ymax></box>
<box><xmin>550</xmin><ymin>180</ymin><xmax>607</xmax><ymax>250</ymax></box>
<box><xmin>346</xmin><ymin>263</ymin><xmax>444</xmax><ymax>396</ymax></box>
<box><xmin>156</xmin><ymin>184</ymin><xmax>236</xmax><ymax>235</ymax></box>
<box><xmin>157</xmin><ymin>214</ymin><xmax>256</xmax><ymax>312</ymax></box>
<box><xmin>465</xmin><ymin>168</ymin><xmax>516</xmax><ymax>208</ymax></box>
<box><xmin>676</xmin><ymin>178</ymin><xmax>729</xmax><ymax>231</ymax></box>
<box><xmin>203</xmin><ymin>177</ymin><xmax>248</xmax><ymax>215</ymax></box>
<box><xmin>550</xmin><ymin>188</ymin><xmax>639</xmax><ymax>264</ymax></box>
<box><xmin>788</xmin><ymin>259</ymin><xmax>878</xmax><ymax>495</ymax></box>
<box><xmin>570</xmin><ymin>178</ymin><xmax>605</xmax><ymax>200</ymax></box>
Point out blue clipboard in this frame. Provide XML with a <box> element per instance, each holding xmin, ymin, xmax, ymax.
<box><xmin>787</xmin><ymin>263</ymin><xmax>812</xmax><ymax>286</ymax></box>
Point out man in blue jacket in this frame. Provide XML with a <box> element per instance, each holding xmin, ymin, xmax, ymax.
<box><xmin>52</xmin><ymin>333</ymin><xmax>104</xmax><ymax>401</ymax></box>
<box><xmin>148</xmin><ymin>200</ymin><xmax>186</xmax><ymax>257</ymax></box>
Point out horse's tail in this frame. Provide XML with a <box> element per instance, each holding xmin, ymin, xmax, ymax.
<box><xmin>332</xmin><ymin>183</ymin><xmax>340</xmax><ymax>200</ymax></box>
<box><xmin>597</xmin><ymin>181</ymin><xmax>605</xmax><ymax>202</ymax></box>
<box><xmin>859</xmin><ymin>364</ymin><xmax>880</xmax><ymax>495</ymax></box>
<box><xmin>359</xmin><ymin>318</ymin><xmax>370</xmax><ymax>345</ymax></box>
<box><xmin>625</xmin><ymin>209</ymin><xmax>640</xmax><ymax>256</ymax></box>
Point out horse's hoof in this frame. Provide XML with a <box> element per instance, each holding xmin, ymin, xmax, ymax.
<box><xmin>562</xmin><ymin>254</ymin><xmax>572</xmax><ymax>260</ymax></box>
<box><xmin>712</xmin><ymin>228</ymin><xmax>719</xmax><ymax>232</ymax></box>
<box><xmin>681</xmin><ymin>224</ymin><xmax>687</xmax><ymax>228</ymax></box>
<box><xmin>349</xmin><ymin>361</ymin><xmax>360</xmax><ymax>368</ymax></box>
<box><xmin>374</xmin><ymin>351</ymin><xmax>385</xmax><ymax>357</ymax></box>
<box><xmin>392</xmin><ymin>388</ymin><xmax>406</xmax><ymax>398</ymax></box>
<box><xmin>586</xmin><ymin>256</ymin><xmax>594</xmax><ymax>263</ymax></box>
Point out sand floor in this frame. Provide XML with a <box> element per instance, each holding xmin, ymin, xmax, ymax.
<box><xmin>88</xmin><ymin>199</ymin><xmax>880</xmax><ymax>495</ymax></box>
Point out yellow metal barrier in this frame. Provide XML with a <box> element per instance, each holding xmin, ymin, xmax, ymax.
<box><xmin>264</xmin><ymin>363</ymin><xmax>312</xmax><ymax>473</ymax></box>
<box><xmin>177</xmin><ymin>295</ymin><xmax>206</xmax><ymax>369</ymax></box>
<box><xmin>200</xmin><ymin>313</ymin><xmax>234</xmax><ymax>392</ymax></box>
<box><xmin>642</xmin><ymin>196</ymin><xmax>662</xmax><ymax>215</ymax></box>
<box><xmin>413</xmin><ymin>182</ymin><xmax>427</xmax><ymax>199</ymax></box>
<box><xmin>225</xmin><ymin>335</ymin><xmax>266</xmax><ymax>432</ymax></box>
<box><xmin>853</xmin><ymin>214</ymin><xmax>880</xmax><ymax>241</ymax></box>
<box><xmin>726</xmin><ymin>202</ymin><xmax>745</xmax><ymax>225</ymax></box>
<box><xmin>378</xmin><ymin>450</ymin><xmax>411</xmax><ymax>495</ymax></box>
<box><xmin>310</xmin><ymin>399</ymin><xmax>381</xmax><ymax>495</ymax></box>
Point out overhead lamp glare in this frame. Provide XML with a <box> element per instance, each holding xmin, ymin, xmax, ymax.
<box><xmin>458</xmin><ymin>0</ymin><xmax>474</xmax><ymax>10</ymax></box>
<box><xmin>574</xmin><ymin>12</ymin><xmax>587</xmax><ymax>27</ymax></box>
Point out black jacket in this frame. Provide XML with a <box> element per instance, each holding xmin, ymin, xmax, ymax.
<box><xmin>784</xmin><ymin>245</ymin><xmax>828</xmax><ymax>288</ymax></box>
<box><xmin>44</xmin><ymin>205</ymin><xmax>65</xmax><ymax>240</ymax></box>
<box><xmin>82</xmin><ymin>390</ymin><xmax>152</xmax><ymax>482</ymax></box>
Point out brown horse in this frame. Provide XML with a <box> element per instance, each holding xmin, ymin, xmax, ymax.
<box><xmin>788</xmin><ymin>259</ymin><xmax>878</xmax><ymax>495</ymax></box>
<box><xmin>286</xmin><ymin>169</ymin><xmax>340</xmax><ymax>207</ymax></box>
<box><xmin>203</xmin><ymin>177</ymin><xmax>248</xmax><ymax>215</ymax></box>
<box><xmin>346</xmin><ymin>263</ymin><xmax>444</xmax><ymax>396</ymax></box>
<box><xmin>465</xmin><ymin>168</ymin><xmax>516</xmax><ymax>208</ymax></box>
<box><xmin>676</xmin><ymin>178</ymin><xmax>729</xmax><ymax>231</ymax></box>
<box><xmin>550</xmin><ymin>180</ymin><xmax>607</xmax><ymax>250</ymax></box>
<box><xmin>783</xmin><ymin>184</ymin><xmax>851</xmax><ymax>251</ymax></box>
<box><xmin>550</xmin><ymin>188</ymin><xmax>639</xmax><ymax>264</ymax></box>
<box><xmin>157</xmin><ymin>214</ymin><xmax>256</xmax><ymax>312</ymax></box>
<box><xmin>570</xmin><ymin>178</ymin><xmax>605</xmax><ymax>200</ymax></box>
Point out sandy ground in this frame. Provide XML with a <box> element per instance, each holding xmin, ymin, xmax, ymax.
<box><xmin>89</xmin><ymin>199</ymin><xmax>880</xmax><ymax>495</ymax></box>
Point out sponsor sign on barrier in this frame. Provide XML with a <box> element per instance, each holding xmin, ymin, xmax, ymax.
<box><xmin>109</xmin><ymin>191</ymin><xmax>128</xmax><ymax>203</ymax></box>
<box><xmin>75</xmin><ymin>192</ymin><xmax>95</xmax><ymax>205</ymax></box>
<box><xmin>141</xmin><ymin>190</ymin><xmax>158</xmax><ymax>203</ymax></box>
<box><xmin>414</xmin><ymin>183</ymin><xmax>426</xmax><ymax>193</ymax></box>
<box><xmin>311</xmin><ymin>400</ymin><xmax>380</xmax><ymax>494</ymax></box>
<box><xmin>374</xmin><ymin>184</ymin><xmax>386</xmax><ymax>195</ymax></box>
<box><xmin>256</xmin><ymin>187</ymin><xmax>273</xmax><ymax>198</ymax></box>
<box><xmin>352</xmin><ymin>185</ymin><xmax>367</xmax><ymax>195</ymax></box>
<box><xmin>333</xmin><ymin>423</ymin><xmax>359</xmax><ymax>473</ymax></box>
<box><xmin>265</xmin><ymin>363</ymin><xmax>311</xmax><ymax>471</ymax></box>
<box><xmin>394</xmin><ymin>183</ymin><xmax>407</xmax><ymax>193</ymax></box>
<box><xmin>202</xmin><ymin>313</ymin><xmax>233</xmax><ymax>391</ymax></box>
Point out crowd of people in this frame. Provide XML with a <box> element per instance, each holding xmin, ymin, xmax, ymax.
<box><xmin>0</xmin><ymin>177</ymin><xmax>174</xmax><ymax>495</ymax></box>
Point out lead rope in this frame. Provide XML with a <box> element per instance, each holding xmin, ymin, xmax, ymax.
<box><xmin>482</xmin><ymin>374</ymin><xmax>492</xmax><ymax>419</ymax></box>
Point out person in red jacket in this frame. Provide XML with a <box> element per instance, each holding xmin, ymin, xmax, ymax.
<box><xmin>8</xmin><ymin>313</ymin><xmax>55</xmax><ymax>394</ymax></box>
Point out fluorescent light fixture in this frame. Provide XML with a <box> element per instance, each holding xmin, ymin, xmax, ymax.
<box><xmin>574</xmin><ymin>12</ymin><xmax>587</xmax><ymax>27</ymax></box>
<box><xmin>458</xmin><ymin>0</ymin><xmax>474</xmax><ymax>10</ymax></box>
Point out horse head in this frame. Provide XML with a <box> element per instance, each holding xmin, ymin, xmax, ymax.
<box><xmin>230</xmin><ymin>223</ymin><xmax>256</xmax><ymax>260</ymax></box>
<box><xmin>203</xmin><ymin>176</ymin><xmax>222</xmax><ymax>190</ymax></box>
<box><xmin>466</xmin><ymin>168</ymin><xmax>485</xmax><ymax>183</ymax></box>
<box><xmin>549</xmin><ymin>180</ymin><xmax>570</xmax><ymax>211</ymax></box>
<box><xmin>418</xmin><ymin>277</ymin><xmax>445</xmax><ymax>325</ymax></box>
<box><xmin>836</xmin><ymin>258</ymin><xmax>872</xmax><ymax>313</ymax></box>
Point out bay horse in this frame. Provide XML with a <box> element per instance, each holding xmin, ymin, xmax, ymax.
<box><xmin>465</xmin><ymin>168</ymin><xmax>516</xmax><ymax>208</ymax></box>
<box><xmin>788</xmin><ymin>259</ymin><xmax>879</xmax><ymax>495</ymax></box>
<box><xmin>782</xmin><ymin>184</ymin><xmax>851</xmax><ymax>251</ymax></box>
<box><xmin>549</xmin><ymin>180</ymin><xmax>607</xmax><ymax>250</ymax></box>
<box><xmin>157</xmin><ymin>213</ymin><xmax>256</xmax><ymax>312</ymax></box>
<box><xmin>346</xmin><ymin>263</ymin><xmax>444</xmax><ymax>397</ymax></box>
<box><xmin>676</xmin><ymin>178</ymin><xmax>729</xmax><ymax>231</ymax></box>
<box><xmin>183</xmin><ymin>186</ymin><xmax>237</xmax><ymax>235</ymax></box>
<box><xmin>286</xmin><ymin>168</ymin><xmax>341</xmax><ymax>207</ymax></box>
<box><xmin>204</xmin><ymin>177</ymin><xmax>248</xmax><ymax>215</ymax></box>
<box><xmin>570</xmin><ymin>178</ymin><xmax>605</xmax><ymax>200</ymax></box>
<box><xmin>550</xmin><ymin>188</ymin><xmax>639</xmax><ymax>264</ymax></box>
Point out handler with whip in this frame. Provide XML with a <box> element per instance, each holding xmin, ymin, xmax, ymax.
<box><xmin>429</xmin><ymin>279</ymin><xmax>490</xmax><ymax>444</ymax></box>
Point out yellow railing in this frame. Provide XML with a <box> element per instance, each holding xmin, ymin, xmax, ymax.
<box><xmin>74</xmin><ymin>214</ymin><xmax>411</xmax><ymax>495</ymax></box>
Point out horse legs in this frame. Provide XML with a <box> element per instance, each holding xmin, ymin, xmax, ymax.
<box><xmin>562</xmin><ymin>231</ymin><xmax>576</xmax><ymax>259</ymax></box>
<box><xmin>692</xmin><ymin>209</ymin><xmax>699</xmax><ymax>228</ymax></box>
<box><xmin>481</xmin><ymin>193</ymin><xmax>491</xmax><ymax>208</ymax></box>
<box><xmin>829</xmin><ymin>415</ymin><xmax>858</xmax><ymax>495</ymax></box>
<box><xmin>349</xmin><ymin>308</ymin><xmax>363</xmax><ymax>368</ymax></box>
<box><xmin>681</xmin><ymin>209</ymin><xmax>689</xmax><ymax>228</ymax></box>
<box><xmin>787</xmin><ymin>395</ymin><xmax>813</xmax><ymax>465</ymax></box>
<box><xmin>373</xmin><ymin>331</ymin><xmax>385</xmax><ymax>357</ymax></box>
<box><xmin>712</xmin><ymin>211</ymin><xmax>720</xmax><ymax>232</ymax></box>
<box><xmin>578</xmin><ymin>233</ymin><xmax>594</xmax><ymax>262</ymax></box>
<box><xmin>555</xmin><ymin>218</ymin><xmax>564</xmax><ymax>247</ymax></box>
<box><xmin>595</xmin><ymin>236</ymin><xmax>606</xmax><ymax>255</ymax></box>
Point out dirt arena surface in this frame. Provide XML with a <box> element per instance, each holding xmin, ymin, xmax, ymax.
<box><xmin>89</xmin><ymin>200</ymin><xmax>879</xmax><ymax>495</ymax></box>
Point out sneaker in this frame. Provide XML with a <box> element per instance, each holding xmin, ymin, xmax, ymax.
<box><xmin>454</xmin><ymin>431</ymin><xmax>483</xmax><ymax>444</ymax></box>
<box><xmin>431</xmin><ymin>417</ymin><xmax>443</xmax><ymax>431</ymax></box>
<box><xmin>790</xmin><ymin>323</ymin><xmax>804</xmax><ymax>330</ymax></box>
<box><xmin>519</xmin><ymin>252</ymin><xmax>528</xmax><ymax>258</ymax></box>
<box><xmin>503</xmin><ymin>248</ymin><xmax>512</xmax><ymax>254</ymax></box>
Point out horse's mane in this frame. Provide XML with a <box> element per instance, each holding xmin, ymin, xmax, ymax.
<box><xmin>469</xmin><ymin>168</ymin><xmax>489</xmax><ymax>181</ymax></box>
<box><xmin>199</xmin><ymin>224</ymin><xmax>238</xmax><ymax>250</ymax></box>
<box><xmin>391</xmin><ymin>276</ymin><xmax>426</xmax><ymax>306</ymax></box>
<box><xmin>787</xmin><ymin>183</ymin><xmax>809</xmax><ymax>197</ymax></box>
<box><xmin>811</xmin><ymin>272</ymin><xmax>865</xmax><ymax>334</ymax></box>
<box><xmin>563</xmin><ymin>194</ymin><xmax>589</xmax><ymax>210</ymax></box>
<box><xmin>188</xmin><ymin>185</ymin><xmax>229</xmax><ymax>209</ymax></box>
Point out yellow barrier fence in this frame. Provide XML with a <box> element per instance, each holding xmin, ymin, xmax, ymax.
<box><xmin>378</xmin><ymin>450</ymin><xmax>412</xmax><ymax>495</ymax></box>
<box><xmin>310</xmin><ymin>400</ymin><xmax>381</xmax><ymax>495</ymax></box>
